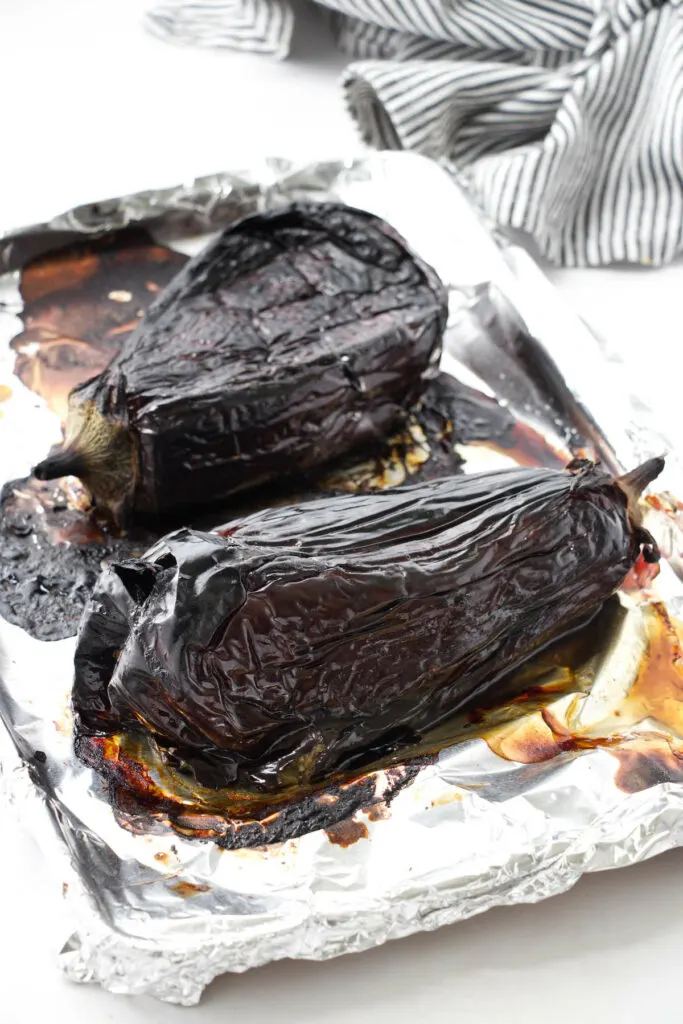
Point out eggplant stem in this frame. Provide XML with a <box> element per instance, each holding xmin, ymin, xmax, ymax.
<box><xmin>33</xmin><ymin>448</ymin><xmax>85</xmax><ymax>481</ymax></box>
<box><xmin>617</xmin><ymin>455</ymin><xmax>665</xmax><ymax>500</ymax></box>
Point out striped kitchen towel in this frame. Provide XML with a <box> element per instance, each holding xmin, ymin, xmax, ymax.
<box><xmin>145</xmin><ymin>0</ymin><xmax>294</xmax><ymax>57</ymax></box>
<box><xmin>143</xmin><ymin>0</ymin><xmax>683</xmax><ymax>267</ymax></box>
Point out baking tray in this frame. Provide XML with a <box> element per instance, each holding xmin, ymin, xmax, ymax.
<box><xmin>1</xmin><ymin>151</ymin><xmax>682</xmax><ymax>1005</ymax></box>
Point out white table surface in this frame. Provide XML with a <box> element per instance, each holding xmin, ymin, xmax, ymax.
<box><xmin>1</xmin><ymin>1</ymin><xmax>683</xmax><ymax>1020</ymax></box>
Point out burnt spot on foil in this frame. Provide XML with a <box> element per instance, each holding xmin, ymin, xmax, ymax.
<box><xmin>325</xmin><ymin>819</ymin><xmax>370</xmax><ymax>848</ymax></box>
<box><xmin>168</xmin><ymin>880</ymin><xmax>211</xmax><ymax>899</ymax></box>
<box><xmin>612</xmin><ymin>737</ymin><xmax>683</xmax><ymax>793</ymax></box>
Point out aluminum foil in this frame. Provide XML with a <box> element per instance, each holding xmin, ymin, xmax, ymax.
<box><xmin>1</xmin><ymin>151</ymin><xmax>683</xmax><ymax>1006</ymax></box>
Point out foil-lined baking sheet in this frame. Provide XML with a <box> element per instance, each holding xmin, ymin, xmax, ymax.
<box><xmin>1</xmin><ymin>151</ymin><xmax>682</xmax><ymax>1006</ymax></box>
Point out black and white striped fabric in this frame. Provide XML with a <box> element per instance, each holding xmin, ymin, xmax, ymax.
<box><xmin>144</xmin><ymin>0</ymin><xmax>293</xmax><ymax>57</ymax></box>
<box><xmin>144</xmin><ymin>0</ymin><xmax>683</xmax><ymax>267</ymax></box>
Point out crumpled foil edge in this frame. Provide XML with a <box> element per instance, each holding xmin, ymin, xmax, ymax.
<box><xmin>5</xmin><ymin>751</ymin><xmax>683</xmax><ymax>1006</ymax></box>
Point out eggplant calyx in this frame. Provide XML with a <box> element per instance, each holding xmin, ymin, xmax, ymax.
<box><xmin>617</xmin><ymin>455</ymin><xmax>666</xmax><ymax>501</ymax></box>
<box><xmin>33</xmin><ymin>448</ymin><xmax>86</xmax><ymax>481</ymax></box>
<box><xmin>33</xmin><ymin>399</ymin><xmax>136</xmax><ymax>526</ymax></box>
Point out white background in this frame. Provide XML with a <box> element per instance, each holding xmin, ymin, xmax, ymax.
<box><xmin>1</xmin><ymin>1</ymin><xmax>683</xmax><ymax>1020</ymax></box>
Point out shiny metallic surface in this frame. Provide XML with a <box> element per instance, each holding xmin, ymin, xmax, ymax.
<box><xmin>1</xmin><ymin>151</ymin><xmax>682</xmax><ymax>1006</ymax></box>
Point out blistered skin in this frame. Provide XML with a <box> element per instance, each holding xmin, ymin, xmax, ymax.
<box><xmin>35</xmin><ymin>203</ymin><xmax>447</xmax><ymax>523</ymax></box>
<box><xmin>73</xmin><ymin>461</ymin><xmax>661</xmax><ymax>796</ymax></box>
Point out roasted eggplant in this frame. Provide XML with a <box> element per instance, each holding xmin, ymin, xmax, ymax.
<box><xmin>4</xmin><ymin>373</ymin><xmax>533</xmax><ymax>642</ymax></box>
<box><xmin>34</xmin><ymin>203</ymin><xmax>447</xmax><ymax>524</ymax></box>
<box><xmin>73</xmin><ymin>458</ymin><xmax>662</xmax><ymax>806</ymax></box>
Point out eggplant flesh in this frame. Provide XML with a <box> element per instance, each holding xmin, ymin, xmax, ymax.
<box><xmin>73</xmin><ymin>458</ymin><xmax>662</xmax><ymax>796</ymax></box>
<box><xmin>34</xmin><ymin>202</ymin><xmax>447</xmax><ymax>524</ymax></box>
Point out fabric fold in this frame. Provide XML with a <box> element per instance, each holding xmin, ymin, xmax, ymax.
<box><xmin>336</xmin><ymin>0</ymin><xmax>683</xmax><ymax>265</ymax></box>
<box><xmin>144</xmin><ymin>0</ymin><xmax>294</xmax><ymax>57</ymax></box>
<box><xmin>143</xmin><ymin>0</ymin><xmax>683</xmax><ymax>266</ymax></box>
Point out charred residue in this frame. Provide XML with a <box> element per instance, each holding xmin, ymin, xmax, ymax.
<box><xmin>91</xmin><ymin>741</ymin><xmax>424</xmax><ymax>850</ymax></box>
<box><xmin>0</xmin><ymin>476</ymin><xmax>156</xmax><ymax>640</ymax></box>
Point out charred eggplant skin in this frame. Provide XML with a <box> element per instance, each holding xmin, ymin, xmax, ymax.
<box><xmin>34</xmin><ymin>203</ymin><xmax>447</xmax><ymax>523</ymax></box>
<box><xmin>73</xmin><ymin>459</ymin><xmax>662</xmax><ymax>794</ymax></box>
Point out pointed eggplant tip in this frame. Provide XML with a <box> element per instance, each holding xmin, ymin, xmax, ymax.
<box><xmin>33</xmin><ymin>448</ymin><xmax>85</xmax><ymax>482</ymax></box>
<box><xmin>617</xmin><ymin>455</ymin><xmax>666</xmax><ymax>499</ymax></box>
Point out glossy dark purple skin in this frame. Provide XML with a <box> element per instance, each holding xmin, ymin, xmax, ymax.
<box><xmin>73</xmin><ymin>461</ymin><xmax>657</xmax><ymax>794</ymax></box>
<box><xmin>69</xmin><ymin>202</ymin><xmax>447</xmax><ymax>519</ymax></box>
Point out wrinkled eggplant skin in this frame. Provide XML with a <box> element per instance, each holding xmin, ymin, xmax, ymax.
<box><xmin>73</xmin><ymin>462</ymin><xmax>657</xmax><ymax>794</ymax></box>
<box><xmin>66</xmin><ymin>203</ymin><xmax>447</xmax><ymax>520</ymax></box>
<box><xmin>0</xmin><ymin>374</ymin><xmax>513</xmax><ymax>643</ymax></box>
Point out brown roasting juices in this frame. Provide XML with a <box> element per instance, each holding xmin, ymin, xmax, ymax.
<box><xmin>13</xmin><ymin>230</ymin><xmax>186</xmax><ymax>421</ymax></box>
